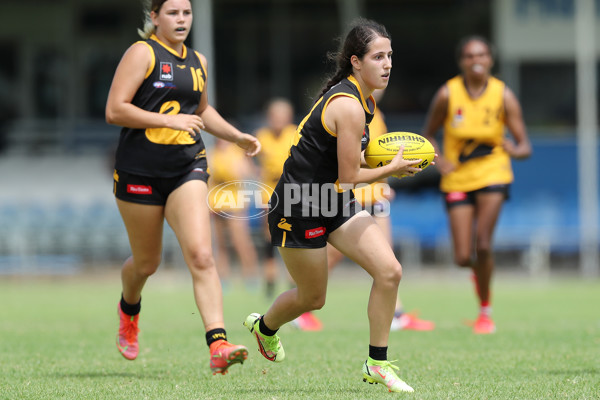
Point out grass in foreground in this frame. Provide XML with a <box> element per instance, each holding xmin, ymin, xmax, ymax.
<box><xmin>0</xmin><ymin>268</ymin><xmax>598</xmax><ymax>399</ymax></box>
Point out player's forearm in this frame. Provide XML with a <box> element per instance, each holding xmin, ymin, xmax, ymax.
<box><xmin>106</xmin><ymin>103</ymin><xmax>173</xmax><ymax>130</ymax></box>
<box><xmin>200</xmin><ymin>105</ymin><xmax>244</xmax><ymax>142</ymax></box>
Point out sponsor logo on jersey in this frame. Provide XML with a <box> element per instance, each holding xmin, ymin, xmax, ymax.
<box><xmin>176</xmin><ymin>64</ymin><xmax>187</xmax><ymax>69</ymax></box>
<box><xmin>153</xmin><ymin>81</ymin><xmax>176</xmax><ymax>89</ymax></box>
<box><xmin>160</xmin><ymin>62</ymin><xmax>173</xmax><ymax>81</ymax></box>
<box><xmin>277</xmin><ymin>218</ymin><xmax>292</xmax><ymax>231</ymax></box>
<box><xmin>127</xmin><ymin>185</ymin><xmax>152</xmax><ymax>195</ymax></box>
<box><xmin>305</xmin><ymin>226</ymin><xmax>326</xmax><ymax>239</ymax></box>
<box><xmin>452</xmin><ymin>107</ymin><xmax>464</xmax><ymax>127</ymax></box>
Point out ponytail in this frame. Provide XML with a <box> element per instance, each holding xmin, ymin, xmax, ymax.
<box><xmin>317</xmin><ymin>18</ymin><xmax>390</xmax><ymax>100</ymax></box>
<box><xmin>137</xmin><ymin>5</ymin><xmax>154</xmax><ymax>39</ymax></box>
<box><xmin>137</xmin><ymin>0</ymin><xmax>169</xmax><ymax>39</ymax></box>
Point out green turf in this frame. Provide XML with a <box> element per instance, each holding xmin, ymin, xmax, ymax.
<box><xmin>1</xmin><ymin>269</ymin><xmax>598</xmax><ymax>399</ymax></box>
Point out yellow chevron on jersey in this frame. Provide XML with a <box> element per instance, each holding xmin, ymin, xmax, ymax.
<box><xmin>440</xmin><ymin>75</ymin><xmax>513</xmax><ymax>193</ymax></box>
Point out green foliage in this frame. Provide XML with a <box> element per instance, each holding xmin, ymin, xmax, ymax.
<box><xmin>0</xmin><ymin>271</ymin><xmax>598</xmax><ymax>399</ymax></box>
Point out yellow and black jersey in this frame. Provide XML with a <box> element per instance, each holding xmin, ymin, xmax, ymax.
<box><xmin>280</xmin><ymin>75</ymin><xmax>374</xmax><ymax>187</ymax></box>
<box><xmin>441</xmin><ymin>75</ymin><xmax>513</xmax><ymax>193</ymax></box>
<box><xmin>115</xmin><ymin>34</ymin><xmax>208</xmax><ymax>178</ymax></box>
<box><xmin>256</xmin><ymin>123</ymin><xmax>297</xmax><ymax>194</ymax></box>
<box><xmin>271</xmin><ymin>75</ymin><xmax>375</xmax><ymax>216</ymax></box>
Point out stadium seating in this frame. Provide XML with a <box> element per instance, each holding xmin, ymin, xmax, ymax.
<box><xmin>0</xmin><ymin>138</ymin><xmax>597</xmax><ymax>274</ymax></box>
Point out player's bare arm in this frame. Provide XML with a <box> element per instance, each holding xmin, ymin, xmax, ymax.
<box><xmin>423</xmin><ymin>85</ymin><xmax>454</xmax><ymax>175</ymax></box>
<box><xmin>331</xmin><ymin>97</ymin><xmax>416</xmax><ymax>185</ymax></box>
<box><xmin>106</xmin><ymin>42</ymin><xmax>204</xmax><ymax>136</ymax></box>
<box><xmin>192</xmin><ymin>53</ymin><xmax>260</xmax><ymax>156</ymax></box>
<box><xmin>503</xmin><ymin>87</ymin><xmax>532</xmax><ymax>160</ymax></box>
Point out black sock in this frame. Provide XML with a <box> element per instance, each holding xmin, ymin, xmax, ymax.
<box><xmin>120</xmin><ymin>294</ymin><xmax>141</xmax><ymax>316</ymax></box>
<box><xmin>206</xmin><ymin>328</ymin><xmax>227</xmax><ymax>347</ymax></box>
<box><xmin>259</xmin><ymin>315</ymin><xmax>278</xmax><ymax>336</ymax></box>
<box><xmin>369</xmin><ymin>345</ymin><xmax>388</xmax><ymax>361</ymax></box>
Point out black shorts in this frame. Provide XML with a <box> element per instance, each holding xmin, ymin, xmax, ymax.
<box><xmin>444</xmin><ymin>184</ymin><xmax>510</xmax><ymax>209</ymax></box>
<box><xmin>114</xmin><ymin>168</ymin><xmax>209</xmax><ymax>206</ymax></box>
<box><xmin>268</xmin><ymin>202</ymin><xmax>361</xmax><ymax>249</ymax></box>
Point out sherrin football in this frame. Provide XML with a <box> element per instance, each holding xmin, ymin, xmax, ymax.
<box><xmin>364</xmin><ymin>132</ymin><xmax>435</xmax><ymax>171</ymax></box>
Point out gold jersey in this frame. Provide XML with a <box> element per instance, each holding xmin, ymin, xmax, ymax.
<box><xmin>207</xmin><ymin>143</ymin><xmax>248</xmax><ymax>211</ymax></box>
<box><xmin>440</xmin><ymin>75</ymin><xmax>513</xmax><ymax>193</ymax></box>
<box><xmin>256</xmin><ymin>124</ymin><xmax>297</xmax><ymax>196</ymax></box>
<box><xmin>354</xmin><ymin>108</ymin><xmax>389</xmax><ymax>206</ymax></box>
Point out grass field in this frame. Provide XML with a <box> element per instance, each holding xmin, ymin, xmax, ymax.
<box><xmin>1</xmin><ymin>267</ymin><xmax>598</xmax><ymax>400</ymax></box>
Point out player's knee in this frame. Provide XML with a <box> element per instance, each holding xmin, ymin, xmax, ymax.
<box><xmin>454</xmin><ymin>252</ymin><xmax>471</xmax><ymax>267</ymax></box>
<box><xmin>299</xmin><ymin>292</ymin><xmax>327</xmax><ymax>311</ymax></box>
<box><xmin>476</xmin><ymin>246</ymin><xmax>492</xmax><ymax>260</ymax></box>
<box><xmin>186</xmin><ymin>248</ymin><xmax>215</xmax><ymax>272</ymax></box>
<box><xmin>475</xmin><ymin>232</ymin><xmax>493</xmax><ymax>250</ymax></box>
<box><xmin>306</xmin><ymin>294</ymin><xmax>327</xmax><ymax>311</ymax></box>
<box><xmin>376</xmin><ymin>261</ymin><xmax>402</xmax><ymax>287</ymax></box>
<box><xmin>389</xmin><ymin>262</ymin><xmax>403</xmax><ymax>285</ymax></box>
<box><xmin>132</xmin><ymin>256</ymin><xmax>161</xmax><ymax>277</ymax></box>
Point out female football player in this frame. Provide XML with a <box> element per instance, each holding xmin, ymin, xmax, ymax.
<box><xmin>244</xmin><ymin>19</ymin><xmax>422</xmax><ymax>393</ymax></box>
<box><xmin>422</xmin><ymin>36</ymin><xmax>531</xmax><ymax>334</ymax></box>
<box><xmin>105</xmin><ymin>0</ymin><xmax>260</xmax><ymax>374</ymax></box>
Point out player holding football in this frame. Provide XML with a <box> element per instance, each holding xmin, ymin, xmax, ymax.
<box><xmin>422</xmin><ymin>36</ymin><xmax>531</xmax><ymax>334</ymax></box>
<box><xmin>325</xmin><ymin>89</ymin><xmax>435</xmax><ymax>332</ymax></box>
<box><xmin>244</xmin><ymin>19</ymin><xmax>422</xmax><ymax>393</ymax></box>
<box><xmin>105</xmin><ymin>0</ymin><xmax>259</xmax><ymax>374</ymax></box>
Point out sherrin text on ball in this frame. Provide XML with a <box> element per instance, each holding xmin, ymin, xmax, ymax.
<box><xmin>364</xmin><ymin>131</ymin><xmax>435</xmax><ymax>171</ymax></box>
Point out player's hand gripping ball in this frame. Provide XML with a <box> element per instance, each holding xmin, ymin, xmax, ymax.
<box><xmin>364</xmin><ymin>132</ymin><xmax>435</xmax><ymax>175</ymax></box>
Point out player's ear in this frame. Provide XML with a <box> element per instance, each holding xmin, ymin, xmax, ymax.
<box><xmin>351</xmin><ymin>55</ymin><xmax>361</xmax><ymax>71</ymax></box>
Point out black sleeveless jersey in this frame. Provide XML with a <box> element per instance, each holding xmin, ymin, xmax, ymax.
<box><xmin>271</xmin><ymin>75</ymin><xmax>375</xmax><ymax>216</ymax></box>
<box><xmin>114</xmin><ymin>35</ymin><xmax>208</xmax><ymax>177</ymax></box>
<box><xmin>281</xmin><ymin>75</ymin><xmax>374</xmax><ymax>186</ymax></box>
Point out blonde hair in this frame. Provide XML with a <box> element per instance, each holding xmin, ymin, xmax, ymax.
<box><xmin>137</xmin><ymin>0</ymin><xmax>168</xmax><ymax>39</ymax></box>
